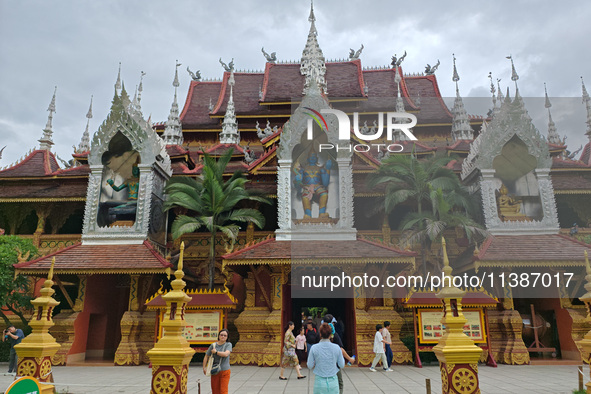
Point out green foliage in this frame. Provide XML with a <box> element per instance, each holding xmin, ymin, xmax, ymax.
<box><xmin>573</xmin><ymin>390</ymin><xmax>586</xmax><ymax>394</ymax></box>
<box><xmin>581</xmin><ymin>234</ymin><xmax>591</xmax><ymax>245</ymax></box>
<box><xmin>164</xmin><ymin>149</ymin><xmax>271</xmax><ymax>289</ymax></box>
<box><xmin>0</xmin><ymin>235</ymin><xmax>36</xmax><ymax>326</ymax></box>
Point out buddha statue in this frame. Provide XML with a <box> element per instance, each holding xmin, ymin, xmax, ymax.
<box><xmin>497</xmin><ymin>184</ymin><xmax>529</xmax><ymax>221</ymax></box>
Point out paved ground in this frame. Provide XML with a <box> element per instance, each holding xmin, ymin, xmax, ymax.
<box><xmin>0</xmin><ymin>362</ymin><xmax>587</xmax><ymax>393</ymax></box>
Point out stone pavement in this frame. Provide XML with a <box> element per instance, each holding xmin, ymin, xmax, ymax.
<box><xmin>0</xmin><ymin>362</ymin><xmax>586</xmax><ymax>393</ymax></box>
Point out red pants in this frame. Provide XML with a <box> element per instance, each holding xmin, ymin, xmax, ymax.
<box><xmin>211</xmin><ymin>369</ymin><xmax>231</xmax><ymax>394</ymax></box>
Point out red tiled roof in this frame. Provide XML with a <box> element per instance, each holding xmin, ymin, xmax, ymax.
<box><xmin>53</xmin><ymin>164</ymin><xmax>90</xmax><ymax>177</ymax></box>
<box><xmin>145</xmin><ymin>290</ymin><xmax>237</xmax><ymax>310</ymax></box>
<box><xmin>0</xmin><ymin>150</ymin><xmax>60</xmax><ymax>178</ymax></box>
<box><xmin>551</xmin><ymin>156</ymin><xmax>591</xmax><ymax>169</ymax></box>
<box><xmin>211</xmin><ymin>72</ymin><xmax>265</xmax><ymax>116</ymax></box>
<box><xmin>14</xmin><ymin>241</ymin><xmax>173</xmax><ymax>274</ymax></box>
<box><xmin>474</xmin><ymin>234</ymin><xmax>590</xmax><ymax>262</ymax></box>
<box><xmin>446</xmin><ymin>140</ymin><xmax>472</xmax><ymax>152</ymax></box>
<box><xmin>223</xmin><ymin>237</ymin><xmax>416</xmax><ymax>263</ymax></box>
<box><xmin>551</xmin><ymin>174</ymin><xmax>591</xmax><ymax>191</ymax></box>
<box><xmin>179</xmin><ymin>81</ymin><xmax>223</xmax><ymax>129</ymax></box>
<box><xmin>205</xmin><ymin>143</ymin><xmax>245</xmax><ymax>155</ymax></box>
<box><xmin>166</xmin><ymin>145</ymin><xmax>190</xmax><ymax>157</ymax></box>
<box><xmin>261</xmin><ymin>61</ymin><xmax>365</xmax><ymax>102</ymax></box>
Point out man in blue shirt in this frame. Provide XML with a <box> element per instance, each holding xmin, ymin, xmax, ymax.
<box><xmin>3</xmin><ymin>325</ymin><xmax>25</xmax><ymax>375</ymax></box>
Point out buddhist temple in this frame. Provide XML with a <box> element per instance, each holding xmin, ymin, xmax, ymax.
<box><xmin>1</xmin><ymin>3</ymin><xmax>590</xmax><ymax>368</ymax></box>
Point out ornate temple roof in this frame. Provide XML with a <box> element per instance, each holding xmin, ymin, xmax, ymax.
<box><xmin>145</xmin><ymin>287</ymin><xmax>237</xmax><ymax>310</ymax></box>
<box><xmin>222</xmin><ymin>236</ymin><xmax>416</xmax><ymax>265</ymax></box>
<box><xmin>14</xmin><ymin>240</ymin><xmax>172</xmax><ymax>275</ymax></box>
<box><xmin>473</xmin><ymin>234</ymin><xmax>590</xmax><ymax>266</ymax></box>
<box><xmin>0</xmin><ymin>150</ymin><xmax>61</xmax><ymax>178</ymax></box>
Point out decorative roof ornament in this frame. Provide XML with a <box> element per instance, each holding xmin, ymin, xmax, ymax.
<box><xmin>488</xmin><ymin>72</ymin><xmax>498</xmax><ymax>114</ymax></box>
<box><xmin>349</xmin><ymin>44</ymin><xmax>364</xmax><ymax>60</ymax></box>
<box><xmin>186</xmin><ymin>66</ymin><xmax>201</xmax><ymax>81</ymax></box>
<box><xmin>300</xmin><ymin>0</ymin><xmax>327</xmax><ymax>95</ymax></box>
<box><xmin>208</xmin><ymin>97</ymin><xmax>214</xmax><ymax>112</ymax></box>
<box><xmin>582</xmin><ymin>77</ymin><xmax>591</xmax><ymax>142</ymax></box>
<box><xmin>261</xmin><ymin>47</ymin><xmax>277</xmax><ymax>63</ymax></box>
<box><xmin>219</xmin><ymin>58</ymin><xmax>234</xmax><ymax>72</ymax></box>
<box><xmin>391</xmin><ymin>51</ymin><xmax>407</xmax><ymax>68</ymax></box>
<box><xmin>424</xmin><ymin>60</ymin><xmax>440</xmax><ymax>75</ymax></box>
<box><xmin>162</xmin><ymin>61</ymin><xmax>184</xmax><ymax>145</ymax></box>
<box><xmin>496</xmin><ymin>78</ymin><xmax>504</xmax><ymax>103</ymax></box>
<box><xmin>39</xmin><ymin>86</ymin><xmax>57</xmax><ymax>151</ymax></box>
<box><xmin>114</xmin><ymin>62</ymin><xmax>122</xmax><ymax>93</ymax></box>
<box><xmin>544</xmin><ymin>83</ymin><xmax>562</xmax><ymax>145</ymax></box>
<box><xmin>450</xmin><ymin>55</ymin><xmax>474</xmax><ymax>142</ymax></box>
<box><xmin>75</xmin><ymin>96</ymin><xmax>93</xmax><ymax>153</ymax></box>
<box><xmin>135</xmin><ymin>71</ymin><xmax>146</xmax><ymax>113</ymax></box>
<box><xmin>219</xmin><ymin>68</ymin><xmax>240</xmax><ymax>144</ymax></box>
<box><xmin>507</xmin><ymin>55</ymin><xmax>522</xmax><ymax>102</ymax></box>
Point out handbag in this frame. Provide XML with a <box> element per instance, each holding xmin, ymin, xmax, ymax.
<box><xmin>205</xmin><ymin>343</ymin><xmax>219</xmax><ymax>377</ymax></box>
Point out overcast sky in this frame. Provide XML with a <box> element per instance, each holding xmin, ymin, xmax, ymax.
<box><xmin>1</xmin><ymin>1</ymin><xmax>590</xmax><ymax>166</ymax></box>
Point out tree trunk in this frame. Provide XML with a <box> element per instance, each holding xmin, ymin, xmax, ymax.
<box><xmin>208</xmin><ymin>231</ymin><xmax>216</xmax><ymax>291</ymax></box>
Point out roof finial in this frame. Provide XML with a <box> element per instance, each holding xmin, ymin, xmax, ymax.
<box><xmin>507</xmin><ymin>55</ymin><xmax>520</xmax><ymax>97</ymax></box>
<box><xmin>162</xmin><ymin>61</ymin><xmax>183</xmax><ymax>145</ymax></box>
<box><xmin>48</xmin><ymin>257</ymin><xmax>56</xmax><ymax>281</ymax></box>
<box><xmin>136</xmin><ymin>71</ymin><xmax>146</xmax><ymax>112</ymax></box>
<box><xmin>75</xmin><ymin>96</ymin><xmax>93</xmax><ymax>153</ymax></box>
<box><xmin>544</xmin><ymin>83</ymin><xmax>562</xmax><ymax>145</ymax></box>
<box><xmin>219</xmin><ymin>67</ymin><xmax>240</xmax><ymax>144</ymax></box>
<box><xmin>39</xmin><ymin>86</ymin><xmax>57</xmax><ymax>151</ymax></box>
<box><xmin>300</xmin><ymin>0</ymin><xmax>327</xmax><ymax>94</ymax></box>
<box><xmin>115</xmin><ymin>62</ymin><xmax>122</xmax><ymax>93</ymax></box>
<box><xmin>488</xmin><ymin>72</ymin><xmax>497</xmax><ymax>109</ymax></box>
<box><xmin>582</xmin><ymin>77</ymin><xmax>591</xmax><ymax>143</ymax></box>
<box><xmin>450</xmin><ymin>55</ymin><xmax>473</xmax><ymax>142</ymax></box>
<box><xmin>496</xmin><ymin>78</ymin><xmax>504</xmax><ymax>102</ymax></box>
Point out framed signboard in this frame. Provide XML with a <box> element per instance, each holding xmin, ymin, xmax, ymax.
<box><xmin>159</xmin><ymin>310</ymin><xmax>223</xmax><ymax>345</ymax></box>
<box><xmin>417</xmin><ymin>308</ymin><xmax>486</xmax><ymax>344</ymax></box>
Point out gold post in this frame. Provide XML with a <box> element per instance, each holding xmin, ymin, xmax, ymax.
<box><xmin>433</xmin><ymin>237</ymin><xmax>482</xmax><ymax>394</ymax></box>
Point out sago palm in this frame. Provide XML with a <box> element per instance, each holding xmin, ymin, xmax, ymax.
<box><xmin>164</xmin><ymin>149</ymin><xmax>269</xmax><ymax>290</ymax></box>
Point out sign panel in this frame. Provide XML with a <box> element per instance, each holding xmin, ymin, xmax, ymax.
<box><xmin>417</xmin><ymin>309</ymin><xmax>486</xmax><ymax>344</ymax></box>
<box><xmin>5</xmin><ymin>376</ymin><xmax>42</xmax><ymax>394</ymax></box>
<box><xmin>159</xmin><ymin>310</ymin><xmax>222</xmax><ymax>345</ymax></box>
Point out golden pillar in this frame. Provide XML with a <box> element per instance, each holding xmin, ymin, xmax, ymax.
<box><xmin>147</xmin><ymin>243</ymin><xmax>195</xmax><ymax>394</ymax></box>
<box><xmin>433</xmin><ymin>239</ymin><xmax>482</xmax><ymax>394</ymax></box>
<box><xmin>14</xmin><ymin>257</ymin><xmax>60</xmax><ymax>394</ymax></box>
<box><xmin>577</xmin><ymin>251</ymin><xmax>591</xmax><ymax>393</ymax></box>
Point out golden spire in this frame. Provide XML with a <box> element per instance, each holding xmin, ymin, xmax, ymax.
<box><xmin>48</xmin><ymin>256</ymin><xmax>55</xmax><ymax>281</ymax></box>
<box><xmin>178</xmin><ymin>241</ymin><xmax>184</xmax><ymax>273</ymax></box>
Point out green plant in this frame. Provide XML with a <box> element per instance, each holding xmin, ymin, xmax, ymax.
<box><xmin>0</xmin><ymin>235</ymin><xmax>37</xmax><ymax>327</ymax></box>
<box><xmin>164</xmin><ymin>149</ymin><xmax>270</xmax><ymax>290</ymax></box>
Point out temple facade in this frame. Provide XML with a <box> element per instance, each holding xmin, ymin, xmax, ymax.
<box><xmin>1</xmin><ymin>4</ymin><xmax>591</xmax><ymax>368</ymax></box>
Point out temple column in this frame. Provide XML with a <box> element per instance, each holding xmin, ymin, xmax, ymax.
<box><xmin>115</xmin><ymin>275</ymin><xmax>141</xmax><ymax>366</ymax></box>
<box><xmin>33</xmin><ymin>204</ymin><xmax>51</xmax><ymax>248</ymax></box>
<box><xmin>260</xmin><ymin>267</ymin><xmax>283</xmax><ymax>366</ymax></box>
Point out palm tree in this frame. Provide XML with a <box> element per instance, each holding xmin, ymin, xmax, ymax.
<box><xmin>368</xmin><ymin>152</ymin><xmax>484</xmax><ymax>273</ymax></box>
<box><xmin>164</xmin><ymin>149</ymin><xmax>270</xmax><ymax>290</ymax></box>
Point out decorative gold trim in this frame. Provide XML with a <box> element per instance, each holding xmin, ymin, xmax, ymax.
<box><xmin>554</xmin><ymin>190</ymin><xmax>591</xmax><ymax>194</ymax></box>
<box><xmin>224</xmin><ymin>257</ymin><xmax>414</xmax><ymax>265</ymax></box>
<box><xmin>0</xmin><ymin>197</ymin><xmax>86</xmax><ymax>202</ymax></box>
<box><xmin>16</xmin><ymin>268</ymin><xmax>169</xmax><ymax>275</ymax></box>
<box><xmin>475</xmin><ymin>260</ymin><xmax>587</xmax><ymax>270</ymax></box>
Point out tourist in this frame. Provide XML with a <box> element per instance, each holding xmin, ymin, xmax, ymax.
<box><xmin>323</xmin><ymin>314</ymin><xmax>354</xmax><ymax>394</ymax></box>
<box><xmin>279</xmin><ymin>321</ymin><xmax>306</xmax><ymax>380</ymax></box>
<box><xmin>383</xmin><ymin>321</ymin><xmax>393</xmax><ymax>367</ymax></box>
<box><xmin>308</xmin><ymin>323</ymin><xmax>345</xmax><ymax>394</ymax></box>
<box><xmin>295</xmin><ymin>326</ymin><xmax>308</xmax><ymax>366</ymax></box>
<box><xmin>313</xmin><ymin>311</ymin><xmax>324</xmax><ymax>328</ymax></box>
<box><xmin>203</xmin><ymin>329</ymin><xmax>232</xmax><ymax>394</ymax></box>
<box><xmin>305</xmin><ymin>321</ymin><xmax>320</xmax><ymax>351</ymax></box>
<box><xmin>3</xmin><ymin>325</ymin><xmax>24</xmax><ymax>376</ymax></box>
<box><xmin>369</xmin><ymin>324</ymin><xmax>392</xmax><ymax>372</ymax></box>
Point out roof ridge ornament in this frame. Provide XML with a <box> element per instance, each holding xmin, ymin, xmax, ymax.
<box><xmin>262</xmin><ymin>47</ymin><xmax>277</xmax><ymax>63</ymax></box>
<box><xmin>544</xmin><ymin>83</ymin><xmax>563</xmax><ymax>145</ymax></box>
<box><xmin>507</xmin><ymin>55</ymin><xmax>521</xmax><ymax>100</ymax></box>
<box><xmin>219</xmin><ymin>58</ymin><xmax>234</xmax><ymax>72</ymax></box>
<box><xmin>39</xmin><ymin>86</ymin><xmax>57</xmax><ymax>151</ymax></box>
<box><xmin>300</xmin><ymin>0</ymin><xmax>327</xmax><ymax>95</ymax></box>
<box><xmin>162</xmin><ymin>61</ymin><xmax>184</xmax><ymax>145</ymax></box>
<box><xmin>582</xmin><ymin>76</ymin><xmax>591</xmax><ymax>143</ymax></box>
<box><xmin>187</xmin><ymin>66</ymin><xmax>201</xmax><ymax>81</ymax></box>
<box><xmin>450</xmin><ymin>55</ymin><xmax>473</xmax><ymax>142</ymax></box>
<box><xmin>115</xmin><ymin>62</ymin><xmax>122</xmax><ymax>93</ymax></box>
<box><xmin>74</xmin><ymin>96</ymin><xmax>93</xmax><ymax>154</ymax></box>
<box><xmin>219</xmin><ymin>67</ymin><xmax>240</xmax><ymax>144</ymax></box>
<box><xmin>349</xmin><ymin>44</ymin><xmax>364</xmax><ymax>60</ymax></box>
<box><xmin>488</xmin><ymin>72</ymin><xmax>497</xmax><ymax>111</ymax></box>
